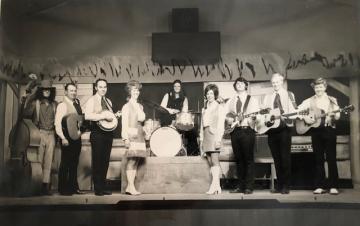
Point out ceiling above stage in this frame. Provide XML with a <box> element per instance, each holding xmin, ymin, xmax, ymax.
<box><xmin>1</xmin><ymin>0</ymin><xmax>360</xmax><ymax>58</ymax></box>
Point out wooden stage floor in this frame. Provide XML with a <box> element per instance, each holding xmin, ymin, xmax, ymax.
<box><xmin>1</xmin><ymin>189</ymin><xmax>360</xmax><ymax>207</ymax></box>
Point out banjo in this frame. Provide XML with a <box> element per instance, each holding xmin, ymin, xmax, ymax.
<box><xmin>97</xmin><ymin>110</ymin><xmax>122</xmax><ymax>132</ymax></box>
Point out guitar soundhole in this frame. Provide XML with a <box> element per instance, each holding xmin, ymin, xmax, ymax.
<box><xmin>265</xmin><ymin>121</ymin><xmax>274</xmax><ymax>127</ymax></box>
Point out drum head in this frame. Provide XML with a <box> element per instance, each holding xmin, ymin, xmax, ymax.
<box><xmin>150</xmin><ymin>127</ymin><xmax>182</xmax><ymax>157</ymax></box>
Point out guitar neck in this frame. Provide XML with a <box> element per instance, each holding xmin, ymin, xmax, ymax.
<box><xmin>282</xmin><ymin>112</ymin><xmax>299</xmax><ymax>117</ymax></box>
<box><xmin>319</xmin><ymin>109</ymin><xmax>341</xmax><ymax>118</ymax></box>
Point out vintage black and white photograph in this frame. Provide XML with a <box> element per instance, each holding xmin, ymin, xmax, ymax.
<box><xmin>0</xmin><ymin>0</ymin><xmax>359</xmax><ymax>226</ymax></box>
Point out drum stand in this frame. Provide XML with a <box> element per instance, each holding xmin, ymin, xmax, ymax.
<box><xmin>176</xmin><ymin>133</ymin><xmax>188</xmax><ymax>156</ymax></box>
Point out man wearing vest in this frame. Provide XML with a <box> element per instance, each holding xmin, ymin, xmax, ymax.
<box><xmin>84</xmin><ymin>79</ymin><xmax>114</xmax><ymax>196</ymax></box>
<box><xmin>298</xmin><ymin>78</ymin><xmax>340</xmax><ymax>195</ymax></box>
<box><xmin>226</xmin><ymin>77</ymin><xmax>260</xmax><ymax>194</ymax></box>
<box><xmin>55</xmin><ymin>83</ymin><xmax>85</xmax><ymax>196</ymax></box>
<box><xmin>23</xmin><ymin>79</ymin><xmax>57</xmax><ymax>195</ymax></box>
<box><xmin>262</xmin><ymin>73</ymin><xmax>297</xmax><ymax>194</ymax></box>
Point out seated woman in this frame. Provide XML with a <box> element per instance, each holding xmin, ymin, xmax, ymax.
<box><xmin>200</xmin><ymin>84</ymin><xmax>225</xmax><ymax>194</ymax></box>
<box><xmin>160</xmin><ymin>80</ymin><xmax>199</xmax><ymax>156</ymax></box>
<box><xmin>160</xmin><ymin>79</ymin><xmax>189</xmax><ymax>126</ymax></box>
<box><xmin>121</xmin><ymin>80</ymin><xmax>147</xmax><ymax>195</ymax></box>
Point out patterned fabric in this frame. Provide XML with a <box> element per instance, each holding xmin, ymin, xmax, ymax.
<box><xmin>122</xmin><ymin>101</ymin><xmax>147</xmax><ymax>158</ymax></box>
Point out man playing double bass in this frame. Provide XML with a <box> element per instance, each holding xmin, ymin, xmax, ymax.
<box><xmin>23</xmin><ymin>79</ymin><xmax>57</xmax><ymax>195</ymax></box>
<box><xmin>55</xmin><ymin>83</ymin><xmax>85</xmax><ymax>196</ymax></box>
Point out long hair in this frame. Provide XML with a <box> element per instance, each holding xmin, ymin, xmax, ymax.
<box><xmin>169</xmin><ymin>80</ymin><xmax>186</xmax><ymax>100</ymax></box>
<box><xmin>35</xmin><ymin>87</ymin><xmax>56</xmax><ymax>102</ymax></box>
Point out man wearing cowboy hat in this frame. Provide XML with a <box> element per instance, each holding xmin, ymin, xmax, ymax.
<box><xmin>23</xmin><ymin>78</ymin><xmax>57</xmax><ymax>195</ymax></box>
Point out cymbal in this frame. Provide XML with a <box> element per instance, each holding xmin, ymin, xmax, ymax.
<box><xmin>141</xmin><ymin>99</ymin><xmax>168</xmax><ymax>113</ymax></box>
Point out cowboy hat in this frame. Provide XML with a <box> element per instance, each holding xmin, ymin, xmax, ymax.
<box><xmin>39</xmin><ymin>79</ymin><xmax>53</xmax><ymax>88</ymax></box>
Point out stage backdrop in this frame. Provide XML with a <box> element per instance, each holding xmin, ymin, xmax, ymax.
<box><xmin>1</xmin><ymin>52</ymin><xmax>359</xmax><ymax>84</ymax></box>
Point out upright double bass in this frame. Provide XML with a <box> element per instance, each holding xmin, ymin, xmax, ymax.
<box><xmin>8</xmin><ymin>74</ymin><xmax>43</xmax><ymax>196</ymax></box>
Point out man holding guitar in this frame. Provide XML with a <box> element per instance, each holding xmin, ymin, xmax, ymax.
<box><xmin>225</xmin><ymin>77</ymin><xmax>261</xmax><ymax>194</ymax></box>
<box><xmin>84</xmin><ymin>79</ymin><xmax>116</xmax><ymax>196</ymax></box>
<box><xmin>55</xmin><ymin>83</ymin><xmax>85</xmax><ymax>196</ymax></box>
<box><xmin>297</xmin><ymin>78</ymin><xmax>342</xmax><ymax>195</ymax></box>
<box><xmin>262</xmin><ymin>73</ymin><xmax>297</xmax><ymax>194</ymax></box>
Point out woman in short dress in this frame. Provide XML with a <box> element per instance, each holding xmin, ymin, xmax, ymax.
<box><xmin>200</xmin><ymin>84</ymin><xmax>225</xmax><ymax>194</ymax></box>
<box><xmin>121</xmin><ymin>80</ymin><xmax>147</xmax><ymax>195</ymax></box>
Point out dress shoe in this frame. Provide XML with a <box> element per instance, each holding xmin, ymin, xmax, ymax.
<box><xmin>229</xmin><ymin>187</ymin><xmax>244</xmax><ymax>193</ymax></box>
<box><xmin>59</xmin><ymin>192</ymin><xmax>73</xmax><ymax>196</ymax></box>
<box><xmin>270</xmin><ymin>188</ymin><xmax>281</xmax><ymax>194</ymax></box>
<box><xmin>73</xmin><ymin>189</ymin><xmax>86</xmax><ymax>195</ymax></box>
<box><xmin>330</xmin><ymin>188</ymin><xmax>339</xmax><ymax>195</ymax></box>
<box><xmin>281</xmin><ymin>188</ymin><xmax>290</xmax><ymax>194</ymax></box>
<box><xmin>102</xmin><ymin>190</ymin><xmax>112</xmax><ymax>195</ymax></box>
<box><xmin>244</xmin><ymin>189</ymin><xmax>253</xmax><ymax>194</ymax></box>
<box><xmin>95</xmin><ymin>191</ymin><xmax>104</xmax><ymax>196</ymax></box>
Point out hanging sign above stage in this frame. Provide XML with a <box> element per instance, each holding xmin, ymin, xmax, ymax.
<box><xmin>1</xmin><ymin>51</ymin><xmax>359</xmax><ymax>84</ymax></box>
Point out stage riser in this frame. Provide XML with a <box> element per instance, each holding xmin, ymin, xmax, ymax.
<box><xmin>121</xmin><ymin>157</ymin><xmax>211</xmax><ymax>193</ymax></box>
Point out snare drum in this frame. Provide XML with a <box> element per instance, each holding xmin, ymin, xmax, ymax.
<box><xmin>150</xmin><ymin>127</ymin><xmax>182</xmax><ymax>157</ymax></box>
<box><xmin>175</xmin><ymin>112</ymin><xmax>195</xmax><ymax>131</ymax></box>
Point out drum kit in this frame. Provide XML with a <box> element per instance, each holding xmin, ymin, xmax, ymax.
<box><xmin>142</xmin><ymin>100</ymin><xmax>199</xmax><ymax>157</ymax></box>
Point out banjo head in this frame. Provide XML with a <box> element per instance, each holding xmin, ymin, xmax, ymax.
<box><xmin>97</xmin><ymin>110</ymin><xmax>118</xmax><ymax>131</ymax></box>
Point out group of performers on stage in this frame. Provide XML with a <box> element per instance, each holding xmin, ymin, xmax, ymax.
<box><xmin>20</xmin><ymin>72</ymin><xmax>349</xmax><ymax>196</ymax></box>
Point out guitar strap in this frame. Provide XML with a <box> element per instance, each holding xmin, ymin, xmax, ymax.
<box><xmin>243</xmin><ymin>95</ymin><xmax>251</xmax><ymax>113</ymax></box>
<box><xmin>103</xmin><ymin>97</ymin><xmax>113</xmax><ymax>112</ymax></box>
<box><xmin>287</xmin><ymin>91</ymin><xmax>298</xmax><ymax>110</ymax></box>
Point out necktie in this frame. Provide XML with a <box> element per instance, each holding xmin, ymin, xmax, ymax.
<box><xmin>236</xmin><ymin>96</ymin><xmax>242</xmax><ymax>113</ymax></box>
<box><xmin>101</xmin><ymin>97</ymin><xmax>109</xmax><ymax>110</ymax></box>
<box><xmin>73</xmin><ymin>99</ymin><xmax>83</xmax><ymax>115</ymax></box>
<box><xmin>273</xmin><ymin>93</ymin><xmax>284</xmax><ymax>114</ymax></box>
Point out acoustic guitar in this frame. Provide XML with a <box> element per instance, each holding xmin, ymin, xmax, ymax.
<box><xmin>256</xmin><ymin>108</ymin><xmax>309</xmax><ymax>134</ymax></box>
<box><xmin>97</xmin><ymin>110</ymin><xmax>122</xmax><ymax>132</ymax></box>
<box><xmin>295</xmin><ymin>105</ymin><xmax>354</xmax><ymax>134</ymax></box>
<box><xmin>61</xmin><ymin>113</ymin><xmax>85</xmax><ymax>140</ymax></box>
<box><xmin>224</xmin><ymin>108</ymin><xmax>270</xmax><ymax>134</ymax></box>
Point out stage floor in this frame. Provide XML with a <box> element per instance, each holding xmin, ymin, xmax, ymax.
<box><xmin>1</xmin><ymin>189</ymin><xmax>360</xmax><ymax>207</ymax></box>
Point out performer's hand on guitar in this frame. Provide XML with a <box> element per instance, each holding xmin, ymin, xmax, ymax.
<box><xmin>62</xmin><ymin>138</ymin><xmax>69</xmax><ymax>147</ymax></box>
<box><xmin>237</xmin><ymin>113</ymin><xmax>244</xmax><ymax>122</ymax></box>
<box><xmin>114</xmin><ymin>111</ymin><xmax>122</xmax><ymax>118</ymax></box>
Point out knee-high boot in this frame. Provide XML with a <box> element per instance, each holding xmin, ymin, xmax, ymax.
<box><xmin>125</xmin><ymin>170</ymin><xmax>141</xmax><ymax>195</ymax></box>
<box><xmin>206</xmin><ymin>166</ymin><xmax>221</xmax><ymax>195</ymax></box>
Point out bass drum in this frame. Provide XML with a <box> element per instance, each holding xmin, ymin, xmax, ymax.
<box><xmin>150</xmin><ymin>127</ymin><xmax>182</xmax><ymax>157</ymax></box>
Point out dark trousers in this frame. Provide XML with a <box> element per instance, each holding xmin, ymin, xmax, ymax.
<box><xmin>182</xmin><ymin>128</ymin><xmax>200</xmax><ymax>156</ymax></box>
<box><xmin>90</xmin><ymin>130</ymin><xmax>113</xmax><ymax>192</ymax></box>
<box><xmin>311</xmin><ymin>127</ymin><xmax>338</xmax><ymax>188</ymax></box>
<box><xmin>267</xmin><ymin>127</ymin><xmax>292</xmax><ymax>190</ymax></box>
<box><xmin>230</xmin><ymin>127</ymin><xmax>255</xmax><ymax>189</ymax></box>
<box><xmin>58</xmin><ymin>139</ymin><xmax>81</xmax><ymax>193</ymax></box>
